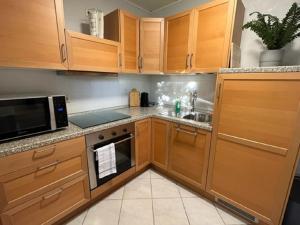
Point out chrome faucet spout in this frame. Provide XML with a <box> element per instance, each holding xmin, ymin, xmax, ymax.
<box><xmin>190</xmin><ymin>91</ymin><xmax>197</xmax><ymax>112</ymax></box>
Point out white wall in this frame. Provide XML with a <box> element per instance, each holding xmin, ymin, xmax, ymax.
<box><xmin>152</xmin><ymin>0</ymin><xmax>300</xmax><ymax>67</ymax></box>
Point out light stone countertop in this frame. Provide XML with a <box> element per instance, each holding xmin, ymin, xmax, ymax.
<box><xmin>219</xmin><ymin>65</ymin><xmax>300</xmax><ymax>74</ymax></box>
<box><xmin>0</xmin><ymin>106</ymin><xmax>212</xmax><ymax>158</ymax></box>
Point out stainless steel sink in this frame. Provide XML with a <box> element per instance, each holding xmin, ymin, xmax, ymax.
<box><xmin>181</xmin><ymin>112</ymin><xmax>212</xmax><ymax>123</ymax></box>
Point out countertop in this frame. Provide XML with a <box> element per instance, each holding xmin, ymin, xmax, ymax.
<box><xmin>0</xmin><ymin>106</ymin><xmax>212</xmax><ymax>158</ymax></box>
<box><xmin>219</xmin><ymin>65</ymin><xmax>300</xmax><ymax>74</ymax></box>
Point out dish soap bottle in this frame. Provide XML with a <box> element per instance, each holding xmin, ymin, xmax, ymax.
<box><xmin>175</xmin><ymin>97</ymin><xmax>181</xmax><ymax>115</ymax></box>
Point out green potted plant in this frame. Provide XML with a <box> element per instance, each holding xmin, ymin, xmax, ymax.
<box><xmin>242</xmin><ymin>2</ymin><xmax>300</xmax><ymax>67</ymax></box>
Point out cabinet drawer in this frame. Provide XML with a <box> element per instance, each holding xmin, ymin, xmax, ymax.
<box><xmin>0</xmin><ymin>155</ymin><xmax>87</xmax><ymax>211</ymax></box>
<box><xmin>1</xmin><ymin>175</ymin><xmax>90</xmax><ymax>225</ymax></box>
<box><xmin>0</xmin><ymin>137</ymin><xmax>86</xmax><ymax>177</ymax></box>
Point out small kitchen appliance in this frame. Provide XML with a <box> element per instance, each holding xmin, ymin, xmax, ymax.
<box><xmin>140</xmin><ymin>92</ymin><xmax>149</xmax><ymax>107</ymax></box>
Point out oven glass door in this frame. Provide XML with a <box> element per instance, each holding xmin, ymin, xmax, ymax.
<box><xmin>0</xmin><ymin>97</ymin><xmax>51</xmax><ymax>141</ymax></box>
<box><xmin>93</xmin><ymin>133</ymin><xmax>133</xmax><ymax>186</ymax></box>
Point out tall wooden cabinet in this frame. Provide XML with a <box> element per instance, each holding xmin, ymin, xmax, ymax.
<box><xmin>168</xmin><ymin>124</ymin><xmax>211</xmax><ymax>190</ymax></box>
<box><xmin>139</xmin><ymin>18</ymin><xmax>164</xmax><ymax>74</ymax></box>
<box><xmin>0</xmin><ymin>0</ymin><xmax>67</xmax><ymax>70</ymax></box>
<box><xmin>164</xmin><ymin>0</ymin><xmax>244</xmax><ymax>74</ymax></box>
<box><xmin>151</xmin><ymin>119</ymin><xmax>170</xmax><ymax>170</ymax></box>
<box><xmin>135</xmin><ymin>119</ymin><xmax>151</xmax><ymax>171</ymax></box>
<box><xmin>207</xmin><ymin>73</ymin><xmax>300</xmax><ymax>225</ymax></box>
<box><xmin>104</xmin><ymin>10</ymin><xmax>140</xmax><ymax>73</ymax></box>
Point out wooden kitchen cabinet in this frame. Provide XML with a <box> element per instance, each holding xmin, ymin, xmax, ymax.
<box><xmin>151</xmin><ymin>119</ymin><xmax>170</xmax><ymax>171</ymax></box>
<box><xmin>0</xmin><ymin>0</ymin><xmax>67</xmax><ymax>70</ymax></box>
<box><xmin>191</xmin><ymin>0</ymin><xmax>244</xmax><ymax>72</ymax></box>
<box><xmin>207</xmin><ymin>73</ymin><xmax>300</xmax><ymax>225</ymax></box>
<box><xmin>164</xmin><ymin>10</ymin><xmax>194</xmax><ymax>74</ymax></box>
<box><xmin>168</xmin><ymin>124</ymin><xmax>211</xmax><ymax>190</ymax></box>
<box><xmin>65</xmin><ymin>31</ymin><xmax>120</xmax><ymax>73</ymax></box>
<box><xmin>139</xmin><ymin>18</ymin><xmax>164</xmax><ymax>74</ymax></box>
<box><xmin>135</xmin><ymin>119</ymin><xmax>151</xmax><ymax>171</ymax></box>
<box><xmin>104</xmin><ymin>9</ymin><xmax>139</xmax><ymax>73</ymax></box>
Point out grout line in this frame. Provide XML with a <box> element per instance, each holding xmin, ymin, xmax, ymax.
<box><xmin>179</xmin><ymin>187</ymin><xmax>191</xmax><ymax>225</ymax></box>
<box><xmin>81</xmin><ymin>209</ymin><xmax>89</xmax><ymax>225</ymax></box>
<box><xmin>149</xmin><ymin>169</ymin><xmax>156</xmax><ymax>225</ymax></box>
<box><xmin>117</xmin><ymin>185</ymin><xmax>126</xmax><ymax>225</ymax></box>
<box><xmin>214</xmin><ymin>203</ymin><xmax>227</xmax><ymax>225</ymax></box>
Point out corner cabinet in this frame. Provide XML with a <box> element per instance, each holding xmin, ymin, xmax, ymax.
<box><xmin>164</xmin><ymin>0</ymin><xmax>244</xmax><ymax>74</ymax></box>
<box><xmin>207</xmin><ymin>73</ymin><xmax>300</xmax><ymax>225</ymax></box>
<box><xmin>139</xmin><ymin>18</ymin><xmax>164</xmax><ymax>74</ymax></box>
<box><xmin>104</xmin><ymin>10</ymin><xmax>139</xmax><ymax>73</ymax></box>
<box><xmin>65</xmin><ymin>31</ymin><xmax>120</xmax><ymax>73</ymax></box>
<box><xmin>0</xmin><ymin>0</ymin><xmax>67</xmax><ymax>70</ymax></box>
<box><xmin>168</xmin><ymin>123</ymin><xmax>211</xmax><ymax>190</ymax></box>
<box><xmin>151</xmin><ymin>119</ymin><xmax>170</xmax><ymax>171</ymax></box>
<box><xmin>135</xmin><ymin>119</ymin><xmax>151</xmax><ymax>171</ymax></box>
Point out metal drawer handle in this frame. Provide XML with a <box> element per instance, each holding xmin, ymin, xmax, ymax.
<box><xmin>36</xmin><ymin>161</ymin><xmax>59</xmax><ymax>172</ymax></box>
<box><xmin>32</xmin><ymin>146</ymin><xmax>56</xmax><ymax>160</ymax></box>
<box><xmin>40</xmin><ymin>188</ymin><xmax>63</xmax><ymax>208</ymax></box>
<box><xmin>176</xmin><ymin>128</ymin><xmax>197</xmax><ymax>136</ymax></box>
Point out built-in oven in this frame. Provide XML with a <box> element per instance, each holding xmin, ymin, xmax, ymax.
<box><xmin>86</xmin><ymin>123</ymin><xmax>135</xmax><ymax>190</ymax></box>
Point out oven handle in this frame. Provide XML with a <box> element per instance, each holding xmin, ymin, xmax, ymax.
<box><xmin>89</xmin><ymin>134</ymin><xmax>135</xmax><ymax>153</ymax></box>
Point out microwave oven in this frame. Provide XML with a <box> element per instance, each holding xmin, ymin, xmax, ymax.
<box><xmin>0</xmin><ymin>95</ymin><xmax>68</xmax><ymax>142</ymax></box>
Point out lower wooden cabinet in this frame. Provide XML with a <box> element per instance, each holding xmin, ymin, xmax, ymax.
<box><xmin>1</xmin><ymin>175</ymin><xmax>90</xmax><ymax>225</ymax></box>
<box><xmin>65</xmin><ymin>31</ymin><xmax>120</xmax><ymax>73</ymax></box>
<box><xmin>135</xmin><ymin>119</ymin><xmax>151</xmax><ymax>171</ymax></box>
<box><xmin>168</xmin><ymin>123</ymin><xmax>211</xmax><ymax>190</ymax></box>
<box><xmin>151</xmin><ymin>118</ymin><xmax>170</xmax><ymax>171</ymax></box>
<box><xmin>207</xmin><ymin>72</ymin><xmax>300</xmax><ymax>225</ymax></box>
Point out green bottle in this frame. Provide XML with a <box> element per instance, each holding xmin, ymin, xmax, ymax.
<box><xmin>175</xmin><ymin>97</ymin><xmax>181</xmax><ymax>115</ymax></box>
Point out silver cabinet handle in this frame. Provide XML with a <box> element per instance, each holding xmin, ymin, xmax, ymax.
<box><xmin>190</xmin><ymin>53</ymin><xmax>193</xmax><ymax>68</ymax></box>
<box><xmin>119</xmin><ymin>53</ymin><xmax>122</xmax><ymax>67</ymax></box>
<box><xmin>141</xmin><ymin>57</ymin><xmax>143</xmax><ymax>69</ymax></box>
<box><xmin>60</xmin><ymin>44</ymin><xmax>67</xmax><ymax>63</ymax></box>
<box><xmin>186</xmin><ymin>54</ymin><xmax>190</xmax><ymax>69</ymax></box>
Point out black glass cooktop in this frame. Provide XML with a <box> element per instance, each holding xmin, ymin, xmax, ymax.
<box><xmin>69</xmin><ymin>110</ymin><xmax>131</xmax><ymax>129</ymax></box>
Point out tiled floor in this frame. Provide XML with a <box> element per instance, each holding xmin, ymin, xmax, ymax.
<box><xmin>66</xmin><ymin>169</ymin><xmax>249</xmax><ymax>225</ymax></box>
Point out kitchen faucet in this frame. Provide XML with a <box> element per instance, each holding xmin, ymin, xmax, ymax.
<box><xmin>190</xmin><ymin>90</ymin><xmax>197</xmax><ymax>112</ymax></box>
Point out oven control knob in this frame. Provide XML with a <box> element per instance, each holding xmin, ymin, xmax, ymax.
<box><xmin>123</xmin><ymin>128</ymin><xmax>128</xmax><ymax>133</ymax></box>
<box><xmin>111</xmin><ymin>131</ymin><xmax>117</xmax><ymax>136</ymax></box>
<box><xmin>98</xmin><ymin>135</ymin><xmax>104</xmax><ymax>140</ymax></box>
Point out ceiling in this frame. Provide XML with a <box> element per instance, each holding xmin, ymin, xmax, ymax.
<box><xmin>125</xmin><ymin>0</ymin><xmax>182</xmax><ymax>12</ymax></box>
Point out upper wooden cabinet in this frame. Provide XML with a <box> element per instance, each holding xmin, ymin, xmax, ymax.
<box><xmin>164</xmin><ymin>10</ymin><xmax>194</xmax><ymax>74</ymax></box>
<box><xmin>65</xmin><ymin>31</ymin><xmax>120</xmax><ymax>73</ymax></box>
<box><xmin>164</xmin><ymin>0</ymin><xmax>244</xmax><ymax>74</ymax></box>
<box><xmin>0</xmin><ymin>0</ymin><xmax>67</xmax><ymax>70</ymax></box>
<box><xmin>207</xmin><ymin>73</ymin><xmax>300</xmax><ymax>225</ymax></box>
<box><xmin>135</xmin><ymin>119</ymin><xmax>151</xmax><ymax>171</ymax></box>
<box><xmin>151</xmin><ymin>119</ymin><xmax>170</xmax><ymax>170</ymax></box>
<box><xmin>139</xmin><ymin>18</ymin><xmax>164</xmax><ymax>74</ymax></box>
<box><xmin>104</xmin><ymin>10</ymin><xmax>139</xmax><ymax>73</ymax></box>
<box><xmin>168</xmin><ymin>124</ymin><xmax>211</xmax><ymax>190</ymax></box>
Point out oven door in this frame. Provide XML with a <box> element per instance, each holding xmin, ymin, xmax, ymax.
<box><xmin>87</xmin><ymin>133</ymin><xmax>135</xmax><ymax>190</ymax></box>
<box><xmin>0</xmin><ymin>97</ymin><xmax>51</xmax><ymax>142</ymax></box>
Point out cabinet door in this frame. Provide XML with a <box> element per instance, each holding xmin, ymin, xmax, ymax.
<box><xmin>140</xmin><ymin>18</ymin><xmax>164</xmax><ymax>74</ymax></box>
<box><xmin>65</xmin><ymin>31</ymin><xmax>120</xmax><ymax>73</ymax></box>
<box><xmin>151</xmin><ymin>119</ymin><xmax>170</xmax><ymax>170</ymax></box>
<box><xmin>0</xmin><ymin>0</ymin><xmax>67</xmax><ymax>70</ymax></box>
<box><xmin>207</xmin><ymin>73</ymin><xmax>300</xmax><ymax>225</ymax></box>
<box><xmin>135</xmin><ymin>119</ymin><xmax>151</xmax><ymax>171</ymax></box>
<box><xmin>120</xmin><ymin>11</ymin><xmax>139</xmax><ymax>73</ymax></box>
<box><xmin>168</xmin><ymin>124</ymin><xmax>211</xmax><ymax>190</ymax></box>
<box><xmin>191</xmin><ymin>0</ymin><xmax>240</xmax><ymax>72</ymax></box>
<box><xmin>164</xmin><ymin>10</ymin><xmax>194</xmax><ymax>74</ymax></box>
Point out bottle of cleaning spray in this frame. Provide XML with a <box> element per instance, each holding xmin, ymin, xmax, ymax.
<box><xmin>175</xmin><ymin>97</ymin><xmax>181</xmax><ymax>115</ymax></box>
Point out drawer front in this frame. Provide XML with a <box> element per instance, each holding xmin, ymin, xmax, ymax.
<box><xmin>0</xmin><ymin>155</ymin><xmax>87</xmax><ymax>210</ymax></box>
<box><xmin>1</xmin><ymin>175</ymin><xmax>90</xmax><ymax>225</ymax></box>
<box><xmin>0</xmin><ymin>137</ymin><xmax>86</xmax><ymax>177</ymax></box>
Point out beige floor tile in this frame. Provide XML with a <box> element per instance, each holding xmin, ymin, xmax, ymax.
<box><xmin>150</xmin><ymin>169</ymin><xmax>166</xmax><ymax>179</ymax></box>
<box><xmin>136</xmin><ymin>170</ymin><xmax>151</xmax><ymax>179</ymax></box>
<box><xmin>123</xmin><ymin>178</ymin><xmax>151</xmax><ymax>199</ymax></box>
<box><xmin>183</xmin><ymin>197</ymin><xmax>224</xmax><ymax>225</ymax></box>
<box><xmin>216</xmin><ymin>205</ymin><xmax>249</xmax><ymax>225</ymax></box>
<box><xmin>151</xmin><ymin>178</ymin><xmax>180</xmax><ymax>198</ymax></box>
<box><xmin>178</xmin><ymin>184</ymin><xmax>198</xmax><ymax>198</ymax></box>
<box><xmin>153</xmin><ymin>198</ymin><xmax>189</xmax><ymax>225</ymax></box>
<box><xmin>105</xmin><ymin>186</ymin><xmax>124</xmax><ymax>200</ymax></box>
<box><xmin>119</xmin><ymin>199</ymin><xmax>153</xmax><ymax>225</ymax></box>
<box><xmin>65</xmin><ymin>210</ymin><xmax>87</xmax><ymax>225</ymax></box>
<box><xmin>83</xmin><ymin>200</ymin><xmax>122</xmax><ymax>225</ymax></box>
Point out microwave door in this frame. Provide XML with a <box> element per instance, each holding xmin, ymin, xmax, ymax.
<box><xmin>0</xmin><ymin>97</ymin><xmax>52</xmax><ymax>141</ymax></box>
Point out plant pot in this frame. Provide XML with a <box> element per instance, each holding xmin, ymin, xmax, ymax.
<box><xmin>260</xmin><ymin>49</ymin><xmax>284</xmax><ymax>67</ymax></box>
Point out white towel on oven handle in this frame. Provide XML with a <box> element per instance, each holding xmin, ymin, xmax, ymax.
<box><xmin>96</xmin><ymin>143</ymin><xmax>117</xmax><ymax>179</ymax></box>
